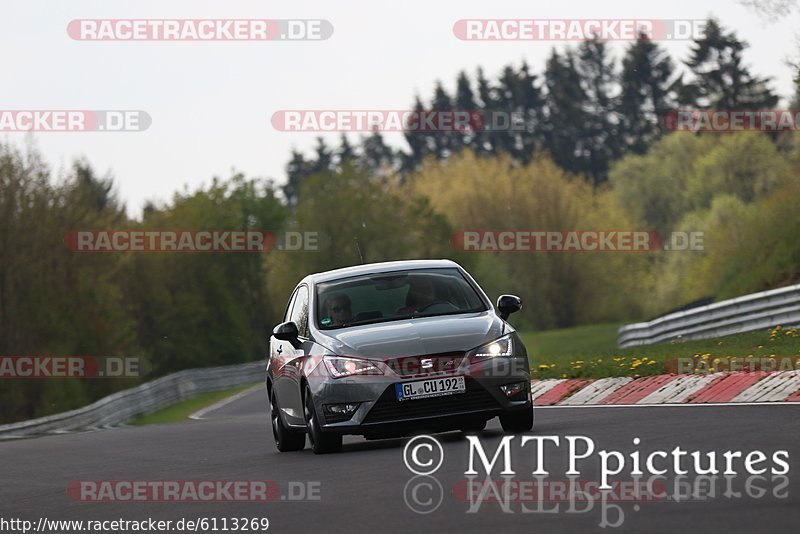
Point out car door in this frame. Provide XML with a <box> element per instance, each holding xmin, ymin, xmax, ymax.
<box><xmin>272</xmin><ymin>285</ymin><xmax>310</xmax><ymax>426</ymax></box>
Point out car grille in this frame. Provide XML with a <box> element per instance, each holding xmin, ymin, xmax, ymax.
<box><xmin>362</xmin><ymin>379</ymin><xmax>500</xmax><ymax>424</ymax></box>
<box><xmin>387</xmin><ymin>353</ymin><xmax>465</xmax><ymax>378</ymax></box>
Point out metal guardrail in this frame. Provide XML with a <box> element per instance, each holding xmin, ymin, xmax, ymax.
<box><xmin>618</xmin><ymin>283</ymin><xmax>800</xmax><ymax>348</ymax></box>
<box><xmin>0</xmin><ymin>361</ymin><xmax>264</xmax><ymax>440</ymax></box>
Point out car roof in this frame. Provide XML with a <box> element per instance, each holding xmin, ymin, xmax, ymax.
<box><xmin>304</xmin><ymin>259</ymin><xmax>462</xmax><ymax>285</ymax></box>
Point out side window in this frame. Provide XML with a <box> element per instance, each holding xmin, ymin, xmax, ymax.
<box><xmin>284</xmin><ymin>290</ymin><xmax>298</xmax><ymax>322</ymax></box>
<box><xmin>289</xmin><ymin>285</ymin><xmax>310</xmax><ymax>338</ymax></box>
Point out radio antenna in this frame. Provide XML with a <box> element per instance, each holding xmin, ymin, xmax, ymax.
<box><xmin>354</xmin><ymin>238</ymin><xmax>365</xmax><ymax>264</ymax></box>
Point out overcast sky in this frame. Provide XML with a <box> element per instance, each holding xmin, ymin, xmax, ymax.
<box><xmin>2</xmin><ymin>0</ymin><xmax>798</xmax><ymax>216</ymax></box>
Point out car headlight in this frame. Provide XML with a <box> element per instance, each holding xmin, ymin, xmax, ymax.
<box><xmin>323</xmin><ymin>356</ymin><xmax>384</xmax><ymax>379</ymax></box>
<box><xmin>469</xmin><ymin>334</ymin><xmax>513</xmax><ymax>364</ymax></box>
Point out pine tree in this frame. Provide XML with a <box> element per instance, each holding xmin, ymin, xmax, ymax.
<box><xmin>309</xmin><ymin>137</ymin><xmax>333</xmax><ymax>174</ymax></box>
<box><xmin>403</xmin><ymin>96</ymin><xmax>430</xmax><ymax>171</ymax></box>
<box><xmin>360</xmin><ymin>131</ymin><xmax>396</xmax><ymax>173</ymax></box>
<box><xmin>429</xmin><ymin>81</ymin><xmax>456</xmax><ymax>159</ymax></box>
<box><xmin>472</xmin><ymin>67</ymin><xmax>496</xmax><ymax>156</ymax></box>
<box><xmin>576</xmin><ymin>38</ymin><xmax>621</xmax><ymax>184</ymax></box>
<box><xmin>543</xmin><ymin>49</ymin><xmax>592</xmax><ymax>180</ymax></box>
<box><xmin>283</xmin><ymin>149</ymin><xmax>310</xmax><ymax>207</ymax></box>
<box><xmin>336</xmin><ymin>134</ymin><xmax>355</xmax><ymax>169</ymax></box>
<box><xmin>679</xmin><ymin>18</ymin><xmax>778</xmax><ymax>110</ymax></box>
<box><xmin>454</xmin><ymin>70</ymin><xmax>479</xmax><ymax>152</ymax></box>
<box><xmin>618</xmin><ymin>33</ymin><xmax>680</xmax><ymax>154</ymax></box>
<box><xmin>517</xmin><ymin>62</ymin><xmax>545</xmax><ymax>164</ymax></box>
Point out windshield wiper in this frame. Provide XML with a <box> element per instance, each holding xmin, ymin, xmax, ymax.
<box><xmin>410</xmin><ymin>307</ymin><xmax>485</xmax><ymax>319</ymax></box>
<box><xmin>323</xmin><ymin>307</ymin><xmax>486</xmax><ymax>329</ymax></box>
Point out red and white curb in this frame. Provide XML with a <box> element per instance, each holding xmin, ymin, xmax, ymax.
<box><xmin>530</xmin><ymin>370</ymin><xmax>800</xmax><ymax>406</ymax></box>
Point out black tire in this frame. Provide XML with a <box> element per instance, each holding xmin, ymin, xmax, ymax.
<box><xmin>270</xmin><ymin>389</ymin><xmax>305</xmax><ymax>452</ymax></box>
<box><xmin>499</xmin><ymin>404</ymin><xmax>534</xmax><ymax>433</ymax></box>
<box><xmin>460</xmin><ymin>419</ymin><xmax>487</xmax><ymax>434</ymax></box>
<box><xmin>304</xmin><ymin>386</ymin><xmax>343</xmax><ymax>454</ymax></box>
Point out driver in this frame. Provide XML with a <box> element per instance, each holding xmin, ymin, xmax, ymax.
<box><xmin>397</xmin><ymin>277</ymin><xmax>438</xmax><ymax>314</ymax></box>
<box><xmin>322</xmin><ymin>293</ymin><xmax>353</xmax><ymax>327</ymax></box>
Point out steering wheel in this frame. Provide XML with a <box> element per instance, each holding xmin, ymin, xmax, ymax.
<box><xmin>415</xmin><ymin>301</ymin><xmax>459</xmax><ymax>313</ymax></box>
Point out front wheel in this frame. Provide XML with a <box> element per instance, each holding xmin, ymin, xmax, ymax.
<box><xmin>304</xmin><ymin>386</ymin><xmax>343</xmax><ymax>454</ymax></box>
<box><xmin>499</xmin><ymin>404</ymin><xmax>533</xmax><ymax>433</ymax></box>
<box><xmin>270</xmin><ymin>389</ymin><xmax>305</xmax><ymax>452</ymax></box>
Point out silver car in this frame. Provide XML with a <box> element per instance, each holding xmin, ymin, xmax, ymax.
<box><xmin>266</xmin><ymin>259</ymin><xmax>533</xmax><ymax>454</ymax></box>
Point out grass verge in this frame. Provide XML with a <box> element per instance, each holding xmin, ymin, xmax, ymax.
<box><xmin>520</xmin><ymin>324</ymin><xmax>800</xmax><ymax>379</ymax></box>
<box><xmin>131</xmin><ymin>382</ymin><xmax>261</xmax><ymax>426</ymax></box>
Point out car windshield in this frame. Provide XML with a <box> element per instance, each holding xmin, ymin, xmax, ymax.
<box><xmin>315</xmin><ymin>268</ymin><xmax>487</xmax><ymax>329</ymax></box>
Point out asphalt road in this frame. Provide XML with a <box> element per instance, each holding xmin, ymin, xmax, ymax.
<box><xmin>2</xmin><ymin>388</ymin><xmax>800</xmax><ymax>533</ymax></box>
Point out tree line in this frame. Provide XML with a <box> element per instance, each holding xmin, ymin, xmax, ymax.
<box><xmin>285</xmin><ymin>18</ymin><xmax>787</xmax><ymax>198</ymax></box>
<box><xmin>1</xmin><ymin>18</ymin><xmax>799</xmax><ymax>424</ymax></box>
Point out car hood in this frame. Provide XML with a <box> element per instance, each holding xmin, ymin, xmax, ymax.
<box><xmin>313</xmin><ymin>311</ymin><xmax>507</xmax><ymax>358</ymax></box>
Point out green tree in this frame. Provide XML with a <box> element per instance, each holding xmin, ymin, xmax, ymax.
<box><xmin>408</xmin><ymin>150</ymin><xmax>649</xmax><ymax>329</ymax></box>
<box><xmin>128</xmin><ymin>175</ymin><xmax>286</xmax><ymax>375</ymax></box>
<box><xmin>0</xmin><ymin>145</ymin><xmax>138</xmax><ymax>423</ymax></box>
<box><xmin>266</xmin><ymin>163</ymin><xmax>451</xmax><ymax>319</ymax></box>
<box><xmin>610</xmin><ymin>133</ymin><xmax>714</xmax><ymax>235</ymax></box>
<box><xmin>688</xmin><ymin>131</ymin><xmax>790</xmax><ymax>208</ymax></box>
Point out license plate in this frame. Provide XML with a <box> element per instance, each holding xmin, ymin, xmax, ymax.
<box><xmin>395</xmin><ymin>376</ymin><xmax>465</xmax><ymax>401</ymax></box>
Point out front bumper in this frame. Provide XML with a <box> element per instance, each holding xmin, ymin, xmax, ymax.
<box><xmin>307</xmin><ymin>356</ymin><xmax>531</xmax><ymax>438</ymax></box>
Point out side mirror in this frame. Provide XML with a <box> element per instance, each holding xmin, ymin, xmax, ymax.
<box><xmin>497</xmin><ymin>295</ymin><xmax>522</xmax><ymax>321</ymax></box>
<box><xmin>273</xmin><ymin>321</ymin><xmax>301</xmax><ymax>349</ymax></box>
